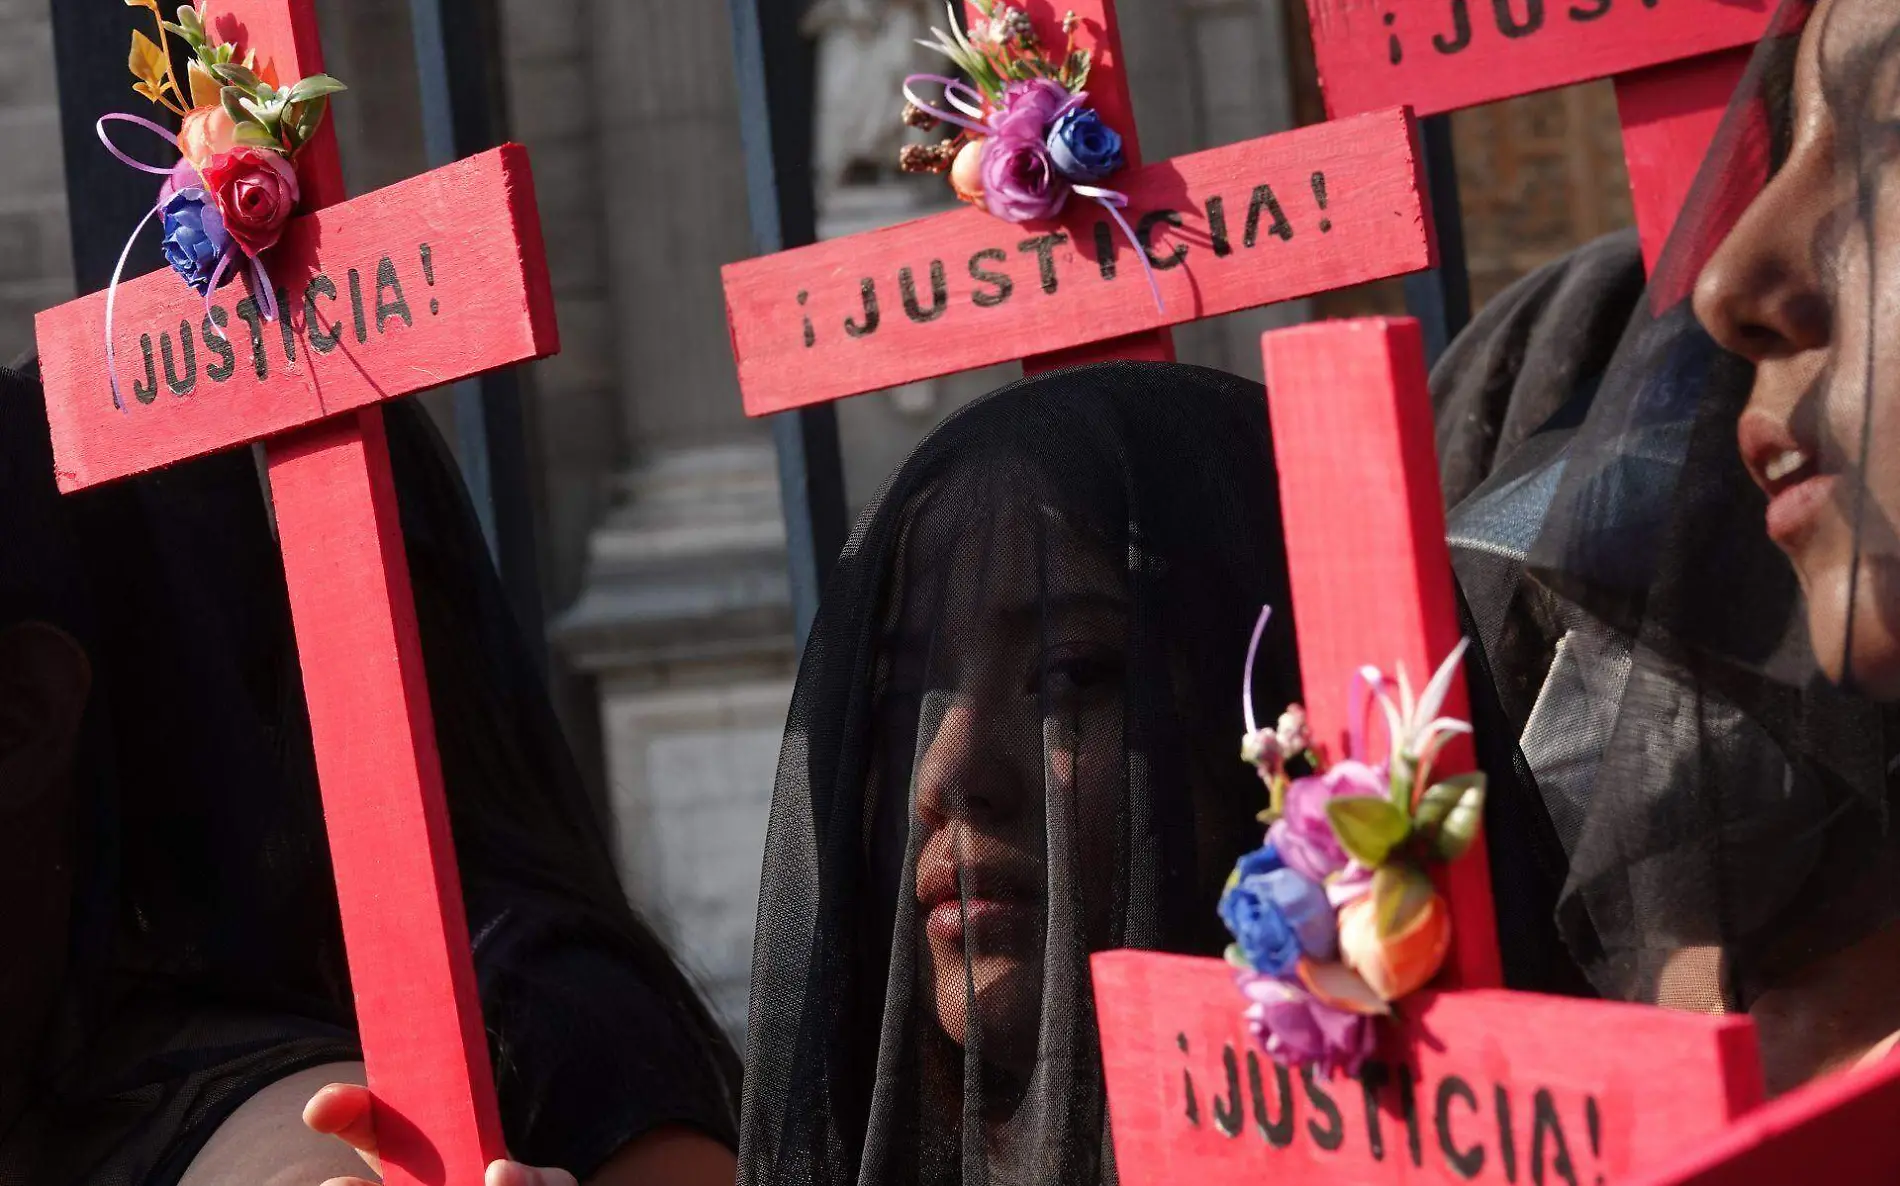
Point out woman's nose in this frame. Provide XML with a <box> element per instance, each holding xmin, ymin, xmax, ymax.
<box><xmin>913</xmin><ymin>691</ymin><xmax>1025</xmax><ymax>826</ymax></box>
<box><xmin>1693</xmin><ymin>173</ymin><xmax>1832</xmax><ymax>364</ymax></box>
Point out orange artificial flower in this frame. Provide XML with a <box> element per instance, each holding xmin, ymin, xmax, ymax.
<box><xmin>178</xmin><ymin>105</ymin><xmax>238</xmax><ymax>171</ymax></box>
<box><xmin>1337</xmin><ymin>891</ymin><xmax>1452</xmax><ymax>1002</ymax></box>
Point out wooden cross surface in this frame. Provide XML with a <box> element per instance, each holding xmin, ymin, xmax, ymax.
<box><xmin>1302</xmin><ymin>0</ymin><xmax>1782</xmax><ymax>270</ymax></box>
<box><xmin>722</xmin><ymin>0</ymin><xmax>1438</xmax><ymax>417</ymax></box>
<box><xmin>33</xmin><ymin>2</ymin><xmax>558</xmax><ymax>1183</ymax></box>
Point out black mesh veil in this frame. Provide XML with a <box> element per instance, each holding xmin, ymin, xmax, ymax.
<box><xmin>1447</xmin><ymin>0</ymin><xmax>1900</xmax><ymax>1094</ymax></box>
<box><xmin>739</xmin><ymin>363</ymin><xmax>1303</xmax><ymax>1186</ymax></box>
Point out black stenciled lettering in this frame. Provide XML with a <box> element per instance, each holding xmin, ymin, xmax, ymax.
<box><xmin>1496</xmin><ymin>1085</ymin><xmax>1520</xmax><ymax>1182</ymax></box>
<box><xmin>1436</xmin><ymin>1076</ymin><xmax>1485</xmax><ymax>1180</ymax></box>
<box><xmin>203</xmin><ymin>308</ymin><xmax>235</xmax><ymax>382</ymax></box>
<box><xmin>133</xmin><ymin>334</ymin><xmax>158</xmax><ymax>405</ymax></box>
<box><xmin>1178</xmin><ymin>1034</ymin><xmax>1200</xmax><ymax>1128</ymax></box>
<box><xmin>376</xmin><ymin>257</ymin><xmax>413</xmax><ymax>333</ymax></box>
<box><xmin>1248</xmin><ymin>1052</ymin><xmax>1294</xmax><ymax>1147</ymax></box>
<box><xmin>1493</xmin><ymin>0</ymin><xmax>1545</xmax><ymax>37</ymax></box>
<box><xmin>347</xmin><ymin>267</ymin><xmax>369</xmax><ymax>344</ymax></box>
<box><xmin>305</xmin><ymin>276</ymin><xmax>344</xmax><ymax>354</ymax></box>
<box><xmin>968</xmin><ymin>249</ymin><xmax>1014</xmax><ymax>308</ymax></box>
<box><xmin>1399</xmin><ymin>1066</ymin><xmax>1423</xmax><ymax>1167</ymax></box>
<box><xmin>1434</xmin><ymin>0</ymin><xmax>1474</xmax><ymax>53</ymax></box>
<box><xmin>899</xmin><ymin>262</ymin><xmax>949</xmax><ymax>324</ymax></box>
<box><xmin>161</xmin><ymin>321</ymin><xmax>196</xmax><ymax>396</ymax></box>
<box><xmin>1213</xmin><ymin>1046</ymin><xmax>1243</xmax><ymax>1138</ymax></box>
<box><xmin>276</xmin><ymin>289</ymin><xmax>297</xmax><ymax>365</ymax></box>
<box><xmin>1387</xmin><ymin>11</ymin><xmax>1404</xmax><ymax>65</ymax></box>
<box><xmin>234</xmin><ymin>298</ymin><xmax>269</xmax><ymax>380</ymax></box>
<box><xmin>1206</xmin><ymin>195</ymin><xmax>1233</xmax><ymax>257</ymax></box>
<box><xmin>1244</xmin><ymin>186</ymin><xmax>1294</xmax><ymax>247</ymax></box>
<box><xmin>1137</xmin><ymin>210</ymin><xmax>1187</xmax><ymax>270</ymax></box>
<box><xmin>1301</xmin><ymin>1064</ymin><xmax>1343</xmax><ymax>1152</ymax></box>
<box><xmin>797</xmin><ymin>290</ymin><xmax>815</xmax><ymax>348</ymax></box>
<box><xmin>1530</xmin><ymin>1090</ymin><xmax>1579</xmax><ymax>1186</ymax></box>
<box><xmin>1568</xmin><ymin>0</ymin><xmax>1611</xmax><ymax>21</ymax></box>
<box><xmin>1017</xmin><ymin>233</ymin><xmax>1068</xmax><ymax>294</ymax></box>
<box><xmin>1359</xmin><ymin>1061</ymin><xmax>1390</xmax><ymax>1162</ymax></box>
<box><xmin>1092</xmin><ymin>221</ymin><xmax>1117</xmax><ymax>281</ymax></box>
<box><xmin>846</xmin><ymin>278</ymin><xmax>880</xmax><ymax>338</ymax></box>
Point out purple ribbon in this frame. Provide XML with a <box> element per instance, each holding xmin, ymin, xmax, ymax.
<box><xmin>1242</xmin><ymin>605</ymin><xmax>1272</xmax><ymax>737</ymax></box>
<box><xmin>901</xmin><ymin>75</ymin><xmax>1165</xmax><ymax>314</ymax></box>
<box><xmin>1347</xmin><ymin>663</ymin><xmax>1394</xmax><ymax>767</ymax></box>
<box><xmin>95</xmin><ymin>112</ymin><xmax>275</xmax><ymax>412</ymax></box>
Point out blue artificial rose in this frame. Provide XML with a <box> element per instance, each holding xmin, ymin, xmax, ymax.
<box><xmin>1219</xmin><ymin>863</ymin><xmax>1337</xmax><ymax>976</ymax></box>
<box><xmin>161</xmin><ymin>187</ymin><xmax>233</xmax><ymax>295</ymax></box>
<box><xmin>1047</xmin><ymin>107</ymin><xmax>1126</xmax><ymax>182</ymax></box>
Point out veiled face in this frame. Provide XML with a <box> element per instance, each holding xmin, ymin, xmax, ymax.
<box><xmin>1697</xmin><ymin>0</ymin><xmax>1900</xmax><ymax>696</ymax></box>
<box><xmin>883</xmin><ymin>497</ymin><xmax>1129</xmax><ymax>1075</ymax></box>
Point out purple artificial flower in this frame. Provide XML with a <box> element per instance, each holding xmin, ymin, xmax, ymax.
<box><xmin>1268</xmin><ymin>760</ymin><xmax>1386</xmax><ymax>883</ymax></box>
<box><xmin>1237</xmin><ymin>972</ymin><xmax>1374</xmax><ymax>1077</ymax></box>
<box><xmin>980</xmin><ymin>132</ymin><xmax>1069</xmax><ymax>223</ymax></box>
<box><xmin>992</xmin><ymin>78</ymin><xmax>1073</xmax><ymax>140</ymax></box>
<box><xmin>159</xmin><ymin>184</ymin><xmax>233</xmax><ymax>296</ymax></box>
<box><xmin>1047</xmin><ymin>107</ymin><xmax>1125</xmax><ymax>182</ymax></box>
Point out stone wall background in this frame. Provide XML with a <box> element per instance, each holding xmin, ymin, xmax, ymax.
<box><xmin>4</xmin><ymin>0</ymin><xmax>1637</xmax><ymax>1040</ymax></box>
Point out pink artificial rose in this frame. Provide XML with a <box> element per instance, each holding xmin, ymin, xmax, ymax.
<box><xmin>1268</xmin><ymin>760</ymin><xmax>1386</xmax><ymax>883</ymax></box>
<box><xmin>980</xmin><ymin>132</ymin><xmax>1068</xmax><ymax>223</ymax></box>
<box><xmin>201</xmin><ymin>148</ymin><xmax>301</xmax><ymax>256</ymax></box>
<box><xmin>992</xmin><ymin>78</ymin><xmax>1073</xmax><ymax>140</ymax></box>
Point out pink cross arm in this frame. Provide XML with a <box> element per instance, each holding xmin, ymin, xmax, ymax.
<box><xmin>1303</xmin><ymin>0</ymin><xmax>1774</xmax><ymax>269</ymax></box>
<box><xmin>725</xmin><ymin>108</ymin><xmax>1434</xmax><ymax>417</ymax></box>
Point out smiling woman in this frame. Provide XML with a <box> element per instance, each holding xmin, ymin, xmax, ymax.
<box><xmin>1442</xmin><ymin>0</ymin><xmax>1900</xmax><ymax>1100</ymax></box>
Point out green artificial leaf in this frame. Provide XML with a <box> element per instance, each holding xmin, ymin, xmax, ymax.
<box><xmin>286</xmin><ymin>74</ymin><xmax>348</xmax><ymax>105</ymax></box>
<box><xmin>1431</xmin><ymin>774</ymin><xmax>1487</xmax><ymax>862</ymax></box>
<box><xmin>221</xmin><ymin>84</ymin><xmax>250</xmax><ymax>128</ymax></box>
<box><xmin>1224</xmin><ymin>944</ymin><xmax>1251</xmax><ymax>973</ymax></box>
<box><xmin>291</xmin><ymin>99</ymin><xmax>327</xmax><ymax>149</ymax></box>
<box><xmin>233</xmin><ymin>122</ymin><xmax>281</xmax><ymax>150</ymax></box>
<box><xmin>161</xmin><ymin>22</ymin><xmax>192</xmax><ymax>40</ymax></box>
<box><xmin>1372</xmin><ymin>863</ymin><xmax>1436</xmax><ymax>938</ymax></box>
<box><xmin>1413</xmin><ymin>774</ymin><xmax>1470</xmax><ymax>838</ymax></box>
<box><xmin>1326</xmin><ymin>796</ymin><xmax>1411</xmax><ymax>868</ymax></box>
<box><xmin>212</xmin><ymin>61</ymin><xmax>263</xmax><ymax>92</ymax></box>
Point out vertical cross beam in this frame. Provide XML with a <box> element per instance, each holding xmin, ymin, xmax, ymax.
<box><xmin>204</xmin><ymin>5</ymin><xmax>504</xmax><ymax>1181</ymax></box>
<box><xmin>1262</xmin><ymin>317</ymin><xmax>1501</xmax><ymax>990</ymax></box>
<box><xmin>962</xmin><ymin>0</ymin><xmax>1176</xmax><ymax>371</ymax></box>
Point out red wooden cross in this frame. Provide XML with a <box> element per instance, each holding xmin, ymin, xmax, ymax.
<box><xmin>723</xmin><ymin>0</ymin><xmax>1437</xmax><ymax>417</ymax></box>
<box><xmin>1089</xmin><ymin>320</ymin><xmax>1769</xmax><ymax>1186</ymax></box>
<box><xmin>1302</xmin><ymin>0</ymin><xmax>1782</xmax><ymax>269</ymax></box>
<box><xmin>33</xmin><ymin>3</ymin><xmax>557</xmax><ymax>1184</ymax></box>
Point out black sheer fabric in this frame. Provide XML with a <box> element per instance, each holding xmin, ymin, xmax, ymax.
<box><xmin>1447</xmin><ymin>0</ymin><xmax>1900</xmax><ymax>1093</ymax></box>
<box><xmin>0</xmin><ymin>367</ymin><xmax>738</xmax><ymax>1185</ymax></box>
<box><xmin>739</xmin><ymin>362</ymin><xmax>1303</xmax><ymax>1186</ymax></box>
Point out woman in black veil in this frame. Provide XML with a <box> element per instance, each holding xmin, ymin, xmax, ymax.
<box><xmin>0</xmin><ymin>363</ymin><xmax>739</xmax><ymax>1185</ymax></box>
<box><xmin>735</xmin><ymin>362</ymin><xmax>1303</xmax><ymax>1186</ymax></box>
<box><xmin>1447</xmin><ymin>0</ymin><xmax>1900</xmax><ymax>1096</ymax></box>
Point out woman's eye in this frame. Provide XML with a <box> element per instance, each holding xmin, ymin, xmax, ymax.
<box><xmin>1035</xmin><ymin>648</ymin><xmax>1123</xmax><ymax>695</ymax></box>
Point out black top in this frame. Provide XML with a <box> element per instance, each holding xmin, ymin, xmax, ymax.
<box><xmin>0</xmin><ymin>369</ymin><xmax>737</xmax><ymax>1185</ymax></box>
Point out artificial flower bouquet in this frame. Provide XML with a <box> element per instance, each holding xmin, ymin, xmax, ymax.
<box><xmin>1219</xmin><ymin>618</ymin><xmax>1486</xmax><ymax>1075</ymax></box>
<box><xmin>123</xmin><ymin>1</ymin><xmax>344</xmax><ymax>299</ymax></box>
<box><xmin>897</xmin><ymin>3</ymin><xmax>1160</xmax><ymax>307</ymax></box>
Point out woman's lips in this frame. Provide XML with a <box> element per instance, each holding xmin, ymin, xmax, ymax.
<box><xmin>1766</xmin><ymin>471</ymin><xmax>1837</xmax><ymax>547</ymax></box>
<box><xmin>925</xmin><ymin>897</ymin><xmax>1037</xmax><ymax>944</ymax></box>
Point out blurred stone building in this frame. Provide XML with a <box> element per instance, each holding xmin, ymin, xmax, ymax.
<box><xmin>0</xmin><ymin>0</ymin><xmax>1635</xmax><ymax>1039</ymax></box>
